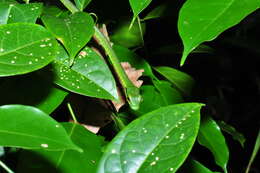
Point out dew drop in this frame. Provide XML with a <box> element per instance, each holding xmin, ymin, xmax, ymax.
<box><xmin>55</xmin><ymin>125</ymin><xmax>59</xmax><ymax>128</ymax></box>
<box><xmin>165</xmin><ymin>124</ymin><xmax>169</xmax><ymax>127</ymax></box>
<box><xmin>150</xmin><ymin>161</ymin><xmax>156</xmax><ymax>166</ymax></box>
<box><xmin>6</xmin><ymin>31</ymin><xmax>11</xmax><ymax>34</ymax></box>
<box><xmin>76</xmin><ymin>86</ymin><xmax>80</xmax><ymax>89</ymax></box>
<box><xmin>29</xmin><ymin>61</ymin><xmax>32</xmax><ymax>64</ymax></box>
<box><xmin>11</xmin><ymin>60</ymin><xmax>15</xmax><ymax>64</ymax></box>
<box><xmin>0</xmin><ymin>48</ymin><xmax>4</xmax><ymax>52</ymax></box>
<box><xmin>155</xmin><ymin>157</ymin><xmax>159</xmax><ymax>161</ymax></box>
<box><xmin>35</xmin><ymin>59</ymin><xmax>38</xmax><ymax>62</ymax></box>
<box><xmin>180</xmin><ymin>133</ymin><xmax>185</xmax><ymax>140</ymax></box>
<box><xmin>123</xmin><ymin>161</ymin><xmax>127</xmax><ymax>164</ymax></box>
<box><xmin>111</xmin><ymin>149</ymin><xmax>116</xmax><ymax>154</ymax></box>
<box><xmin>41</xmin><ymin>56</ymin><xmax>45</xmax><ymax>59</ymax></box>
<box><xmin>165</xmin><ymin>135</ymin><xmax>169</xmax><ymax>139</ymax></box>
<box><xmin>170</xmin><ymin>168</ymin><xmax>174</xmax><ymax>171</ymax></box>
<box><xmin>191</xmin><ymin>110</ymin><xmax>195</xmax><ymax>113</ymax></box>
<box><xmin>41</xmin><ymin>144</ymin><xmax>48</xmax><ymax>148</ymax></box>
<box><xmin>14</xmin><ymin>56</ymin><xmax>17</xmax><ymax>59</ymax></box>
<box><xmin>132</xmin><ymin>150</ymin><xmax>136</xmax><ymax>153</ymax></box>
<box><xmin>151</xmin><ymin>153</ymin><xmax>155</xmax><ymax>156</ymax></box>
<box><xmin>29</xmin><ymin>53</ymin><xmax>33</xmax><ymax>56</ymax></box>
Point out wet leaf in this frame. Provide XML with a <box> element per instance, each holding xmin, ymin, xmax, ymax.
<box><xmin>0</xmin><ymin>23</ymin><xmax>58</xmax><ymax>77</ymax></box>
<box><xmin>41</xmin><ymin>12</ymin><xmax>94</xmax><ymax>59</ymax></box>
<box><xmin>0</xmin><ymin>3</ymin><xmax>42</xmax><ymax>24</ymax></box>
<box><xmin>51</xmin><ymin>45</ymin><xmax>118</xmax><ymax>100</ymax></box>
<box><xmin>0</xmin><ymin>105</ymin><xmax>81</xmax><ymax>151</ymax></box>
<box><xmin>178</xmin><ymin>159</ymin><xmax>217</xmax><ymax>173</ymax></box>
<box><xmin>97</xmin><ymin>103</ymin><xmax>203</xmax><ymax>173</ymax></box>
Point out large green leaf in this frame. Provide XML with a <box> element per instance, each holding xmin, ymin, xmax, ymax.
<box><xmin>129</xmin><ymin>0</ymin><xmax>152</xmax><ymax>19</ymax></box>
<box><xmin>50</xmin><ymin>45</ymin><xmax>118</xmax><ymax>100</ymax></box>
<box><xmin>0</xmin><ymin>3</ymin><xmax>42</xmax><ymax>24</ymax></box>
<box><xmin>17</xmin><ymin>123</ymin><xmax>103</xmax><ymax>173</ymax></box>
<box><xmin>0</xmin><ymin>105</ymin><xmax>81</xmax><ymax>151</ymax></box>
<box><xmin>198</xmin><ymin>116</ymin><xmax>229</xmax><ymax>173</ymax></box>
<box><xmin>74</xmin><ymin>0</ymin><xmax>91</xmax><ymax>11</ymax></box>
<box><xmin>0</xmin><ymin>23</ymin><xmax>58</xmax><ymax>77</ymax></box>
<box><xmin>97</xmin><ymin>103</ymin><xmax>203</xmax><ymax>173</ymax></box>
<box><xmin>178</xmin><ymin>0</ymin><xmax>259</xmax><ymax>65</ymax></box>
<box><xmin>41</xmin><ymin>12</ymin><xmax>94</xmax><ymax>60</ymax></box>
<box><xmin>154</xmin><ymin>66</ymin><xmax>195</xmax><ymax>96</ymax></box>
<box><xmin>0</xmin><ymin>74</ymin><xmax>68</xmax><ymax>114</ymax></box>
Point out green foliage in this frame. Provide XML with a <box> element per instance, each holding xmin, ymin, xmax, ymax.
<box><xmin>198</xmin><ymin>116</ymin><xmax>229</xmax><ymax>173</ymax></box>
<box><xmin>0</xmin><ymin>105</ymin><xmax>80</xmax><ymax>151</ymax></box>
<box><xmin>178</xmin><ymin>0</ymin><xmax>260</xmax><ymax>65</ymax></box>
<box><xmin>97</xmin><ymin>103</ymin><xmax>203</xmax><ymax>173</ymax></box>
<box><xmin>0</xmin><ymin>0</ymin><xmax>258</xmax><ymax>172</ymax></box>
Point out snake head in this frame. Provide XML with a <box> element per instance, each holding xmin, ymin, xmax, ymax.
<box><xmin>126</xmin><ymin>87</ymin><xmax>142</xmax><ymax>110</ymax></box>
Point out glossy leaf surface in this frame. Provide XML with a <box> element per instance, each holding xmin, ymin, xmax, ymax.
<box><xmin>154</xmin><ymin>66</ymin><xmax>195</xmax><ymax>96</ymax></box>
<box><xmin>74</xmin><ymin>0</ymin><xmax>91</xmax><ymax>11</ymax></box>
<box><xmin>42</xmin><ymin>12</ymin><xmax>94</xmax><ymax>59</ymax></box>
<box><xmin>0</xmin><ymin>74</ymin><xmax>68</xmax><ymax>114</ymax></box>
<box><xmin>178</xmin><ymin>0</ymin><xmax>259</xmax><ymax>65</ymax></box>
<box><xmin>97</xmin><ymin>103</ymin><xmax>203</xmax><ymax>173</ymax></box>
<box><xmin>198</xmin><ymin>116</ymin><xmax>229</xmax><ymax>173</ymax></box>
<box><xmin>17</xmin><ymin>123</ymin><xmax>103</xmax><ymax>173</ymax></box>
<box><xmin>0</xmin><ymin>23</ymin><xmax>58</xmax><ymax>77</ymax></box>
<box><xmin>0</xmin><ymin>3</ymin><xmax>42</xmax><ymax>24</ymax></box>
<box><xmin>51</xmin><ymin>45</ymin><xmax>118</xmax><ymax>100</ymax></box>
<box><xmin>0</xmin><ymin>105</ymin><xmax>80</xmax><ymax>151</ymax></box>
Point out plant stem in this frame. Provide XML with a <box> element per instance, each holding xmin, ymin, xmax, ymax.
<box><xmin>59</xmin><ymin>0</ymin><xmax>79</xmax><ymax>13</ymax></box>
<box><xmin>67</xmin><ymin>103</ymin><xmax>78</xmax><ymax>123</ymax></box>
<box><xmin>111</xmin><ymin>113</ymin><xmax>126</xmax><ymax>131</ymax></box>
<box><xmin>0</xmin><ymin>160</ymin><xmax>14</xmax><ymax>173</ymax></box>
<box><xmin>245</xmin><ymin>130</ymin><xmax>260</xmax><ymax>173</ymax></box>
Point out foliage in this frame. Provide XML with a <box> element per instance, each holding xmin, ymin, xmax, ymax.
<box><xmin>0</xmin><ymin>0</ymin><xmax>259</xmax><ymax>172</ymax></box>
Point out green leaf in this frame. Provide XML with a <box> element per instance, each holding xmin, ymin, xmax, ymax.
<box><xmin>17</xmin><ymin>123</ymin><xmax>103</xmax><ymax>173</ymax></box>
<box><xmin>154</xmin><ymin>66</ymin><xmax>195</xmax><ymax>96</ymax></box>
<box><xmin>50</xmin><ymin>45</ymin><xmax>118</xmax><ymax>100</ymax></box>
<box><xmin>153</xmin><ymin>80</ymin><xmax>183</xmax><ymax>105</ymax></box>
<box><xmin>0</xmin><ymin>105</ymin><xmax>81</xmax><ymax>151</ymax></box>
<box><xmin>42</xmin><ymin>6</ymin><xmax>63</xmax><ymax>17</ymax></box>
<box><xmin>41</xmin><ymin>12</ymin><xmax>94</xmax><ymax>60</ymax></box>
<box><xmin>74</xmin><ymin>0</ymin><xmax>91</xmax><ymax>11</ymax></box>
<box><xmin>97</xmin><ymin>103</ymin><xmax>203</xmax><ymax>173</ymax></box>
<box><xmin>129</xmin><ymin>0</ymin><xmax>152</xmax><ymax>19</ymax></box>
<box><xmin>134</xmin><ymin>81</ymin><xmax>183</xmax><ymax>116</ymax></box>
<box><xmin>0</xmin><ymin>74</ymin><xmax>68</xmax><ymax>114</ymax></box>
<box><xmin>133</xmin><ymin>85</ymin><xmax>166</xmax><ymax>116</ymax></box>
<box><xmin>178</xmin><ymin>0</ymin><xmax>259</xmax><ymax>65</ymax></box>
<box><xmin>178</xmin><ymin>159</ymin><xmax>216</xmax><ymax>173</ymax></box>
<box><xmin>0</xmin><ymin>23</ymin><xmax>58</xmax><ymax>77</ymax></box>
<box><xmin>0</xmin><ymin>3</ymin><xmax>43</xmax><ymax>24</ymax></box>
<box><xmin>113</xmin><ymin>44</ymin><xmax>155</xmax><ymax>79</ymax></box>
<box><xmin>198</xmin><ymin>116</ymin><xmax>229</xmax><ymax>173</ymax></box>
<box><xmin>218</xmin><ymin>121</ymin><xmax>246</xmax><ymax>147</ymax></box>
<box><xmin>245</xmin><ymin>130</ymin><xmax>260</xmax><ymax>173</ymax></box>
